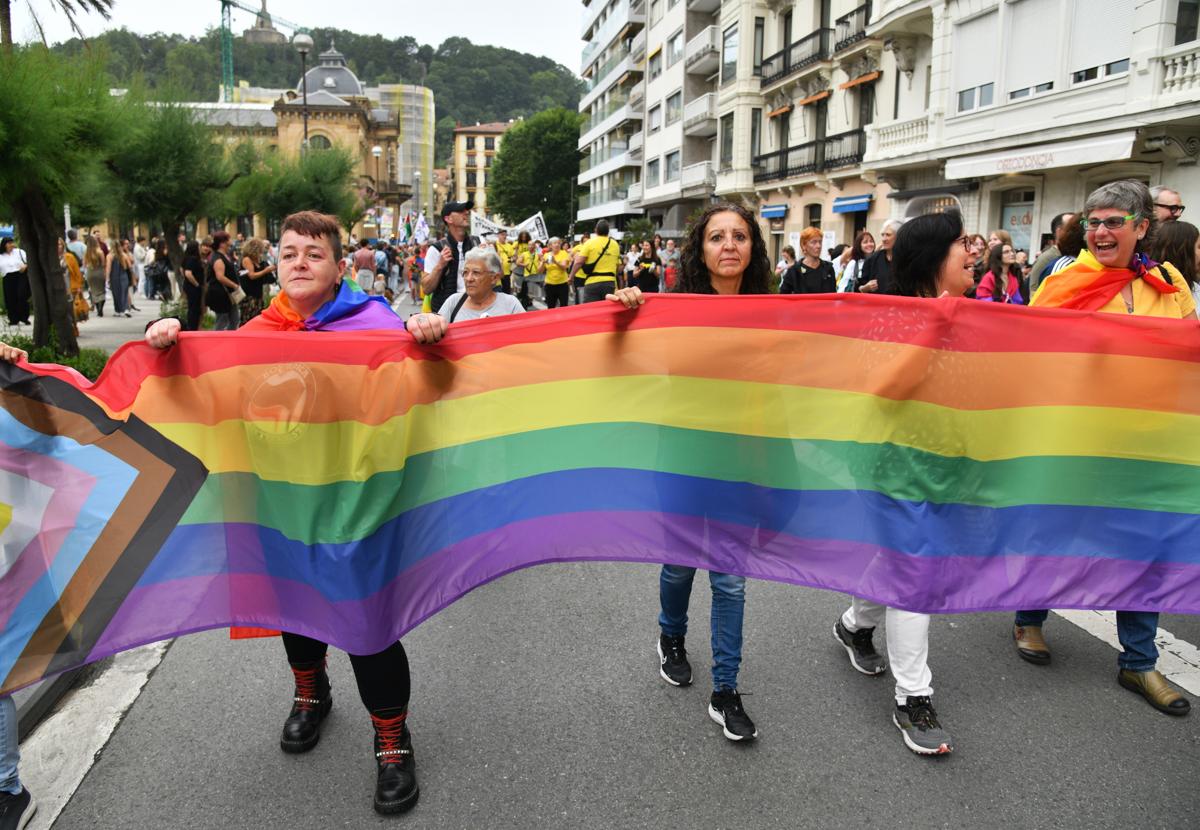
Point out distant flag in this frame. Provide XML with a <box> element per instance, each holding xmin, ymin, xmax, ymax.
<box><xmin>414</xmin><ymin>213</ymin><xmax>429</xmax><ymax>244</ymax></box>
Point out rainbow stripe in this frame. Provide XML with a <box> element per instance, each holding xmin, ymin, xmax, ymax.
<box><xmin>4</xmin><ymin>294</ymin><xmax>1200</xmax><ymax>694</ymax></box>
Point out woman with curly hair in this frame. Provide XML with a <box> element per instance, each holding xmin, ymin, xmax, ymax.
<box><xmin>607</xmin><ymin>202</ymin><xmax>771</xmax><ymax>743</ymax></box>
<box><xmin>237</xmin><ymin>238</ymin><xmax>276</xmax><ymax>326</ymax></box>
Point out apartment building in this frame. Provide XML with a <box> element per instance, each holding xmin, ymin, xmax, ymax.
<box><xmin>578</xmin><ymin>0</ymin><xmax>647</xmax><ymax>228</ymax></box>
<box><xmin>863</xmin><ymin>0</ymin><xmax>1200</xmax><ymax>254</ymax></box>
<box><xmin>451</xmin><ymin>121</ymin><xmax>513</xmax><ymax>219</ymax></box>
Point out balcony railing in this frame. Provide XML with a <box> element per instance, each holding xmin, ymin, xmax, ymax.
<box><xmin>628</xmin><ymin>130</ymin><xmax>644</xmax><ymax>153</ymax></box>
<box><xmin>628</xmin><ymin>180</ymin><xmax>643</xmax><ymax>202</ymax></box>
<box><xmin>752</xmin><ymin>129</ymin><xmax>864</xmax><ymax>182</ymax></box>
<box><xmin>584</xmin><ymin>46</ymin><xmax>633</xmax><ymax>93</ymax></box>
<box><xmin>578</xmin><ymin>185</ymin><xmax>630</xmax><ymax>210</ymax></box>
<box><xmin>579</xmin><ymin>143</ymin><xmax>630</xmax><ymax>173</ymax></box>
<box><xmin>681</xmin><ymin>161</ymin><xmax>715</xmax><ymax>191</ymax></box>
<box><xmin>581</xmin><ymin>95</ymin><xmax>630</xmax><ymax>132</ymax></box>
<box><xmin>685</xmin><ymin>25</ymin><xmax>719</xmax><ymax>73</ymax></box>
<box><xmin>760</xmin><ymin>29</ymin><xmax>833</xmax><ymax>87</ymax></box>
<box><xmin>834</xmin><ymin>3</ymin><xmax>871</xmax><ymax>52</ymax></box>
<box><xmin>682</xmin><ymin>93</ymin><xmax>717</xmax><ymax>132</ymax></box>
<box><xmin>869</xmin><ymin>115</ymin><xmax>929</xmax><ymax>154</ymax></box>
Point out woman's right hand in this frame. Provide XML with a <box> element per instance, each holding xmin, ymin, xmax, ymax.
<box><xmin>606</xmin><ymin>286</ymin><xmax>644</xmax><ymax>308</ymax></box>
<box><xmin>0</xmin><ymin>342</ymin><xmax>28</xmax><ymax>363</ymax></box>
<box><xmin>145</xmin><ymin>318</ymin><xmax>181</xmax><ymax>349</ymax></box>
<box><xmin>859</xmin><ymin>279</ymin><xmax>879</xmax><ymax>293</ymax></box>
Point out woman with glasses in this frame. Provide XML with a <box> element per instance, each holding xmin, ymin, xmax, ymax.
<box><xmin>832</xmin><ymin>211</ymin><xmax>977</xmax><ymax>758</ymax></box>
<box><xmin>1014</xmin><ymin>180</ymin><xmax>1194</xmax><ymax>717</ymax></box>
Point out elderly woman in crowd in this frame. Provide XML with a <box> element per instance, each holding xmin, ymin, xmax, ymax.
<box><xmin>406</xmin><ymin>248</ymin><xmax>524</xmax><ymax>342</ymax></box>
<box><xmin>858</xmin><ymin>219</ymin><xmax>902</xmax><ymax>294</ymax></box>
<box><xmin>833</xmin><ymin>210</ymin><xmax>978</xmax><ymax>758</ymax></box>
<box><xmin>606</xmin><ymin>202</ymin><xmax>773</xmax><ymax>744</ymax></box>
<box><xmin>145</xmin><ymin>211</ymin><xmax>421</xmax><ymax>815</ymax></box>
<box><xmin>1015</xmin><ymin>180</ymin><xmax>1195</xmax><ymax>717</ymax></box>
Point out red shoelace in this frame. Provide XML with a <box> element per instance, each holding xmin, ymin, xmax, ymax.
<box><xmin>371</xmin><ymin>711</ymin><xmax>409</xmax><ymax>765</ymax></box>
<box><xmin>290</xmin><ymin>662</ymin><xmax>325</xmax><ymax>711</ymax></box>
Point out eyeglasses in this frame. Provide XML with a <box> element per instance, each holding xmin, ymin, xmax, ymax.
<box><xmin>1154</xmin><ymin>202</ymin><xmax>1186</xmax><ymax>215</ymax></box>
<box><xmin>1085</xmin><ymin>214</ymin><xmax>1137</xmax><ymax>231</ymax></box>
<box><xmin>954</xmin><ymin>235</ymin><xmax>971</xmax><ymax>253</ymax></box>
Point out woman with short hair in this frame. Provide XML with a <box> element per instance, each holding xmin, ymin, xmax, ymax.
<box><xmin>859</xmin><ymin>219</ymin><xmax>902</xmax><ymax>294</ymax></box>
<box><xmin>405</xmin><ymin>247</ymin><xmax>524</xmax><ymax>342</ymax></box>
<box><xmin>781</xmin><ymin>226</ymin><xmax>835</xmax><ymax>294</ymax></box>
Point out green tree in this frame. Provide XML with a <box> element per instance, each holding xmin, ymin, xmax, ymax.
<box><xmin>228</xmin><ymin>144</ymin><xmax>363</xmax><ymax>234</ymax></box>
<box><xmin>622</xmin><ymin>218</ymin><xmax>656</xmax><ymax>248</ymax></box>
<box><xmin>0</xmin><ymin>47</ymin><xmax>122</xmax><ymax>353</ymax></box>
<box><xmin>0</xmin><ymin>0</ymin><xmax>113</xmax><ymax>52</ymax></box>
<box><xmin>487</xmin><ymin>108</ymin><xmax>582</xmax><ymax>236</ymax></box>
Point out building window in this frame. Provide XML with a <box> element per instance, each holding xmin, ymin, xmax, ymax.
<box><xmin>858</xmin><ymin>83</ymin><xmax>875</xmax><ymax>127</ymax></box>
<box><xmin>956</xmin><ymin>83</ymin><xmax>994</xmax><ymax>113</ymax></box>
<box><xmin>665</xmin><ymin>151</ymin><xmax>681</xmax><ymax>183</ymax></box>
<box><xmin>806</xmin><ymin>204</ymin><xmax>821</xmax><ymax>229</ymax></box>
<box><xmin>646</xmin><ymin>157</ymin><xmax>661</xmax><ymax>187</ymax></box>
<box><xmin>308</xmin><ymin>134</ymin><xmax>332</xmax><ymax>151</ymax></box>
<box><xmin>237</xmin><ymin>215</ymin><xmax>255</xmax><ymax>239</ymax></box>
<box><xmin>649</xmin><ymin>0</ymin><xmax>662</xmax><ymax>26</ymax></box>
<box><xmin>1008</xmin><ymin>82</ymin><xmax>1053</xmax><ymax>101</ymax></box>
<box><xmin>750</xmin><ymin>107</ymin><xmax>762</xmax><ymax>160</ymax></box>
<box><xmin>719</xmin><ymin>113</ymin><xmax>734</xmax><ymax>170</ymax></box>
<box><xmin>207</xmin><ymin>217</ymin><xmax>226</xmax><ymax>233</ymax></box>
<box><xmin>753</xmin><ymin>18</ymin><xmax>765</xmax><ymax>76</ymax></box>
<box><xmin>665</xmin><ymin>91</ymin><xmax>682</xmax><ymax>125</ymax></box>
<box><xmin>467</xmin><ymin>171</ymin><xmax>477</xmax><ymax>187</ymax></box>
<box><xmin>1071</xmin><ymin>59</ymin><xmax>1128</xmax><ymax>85</ymax></box>
<box><xmin>721</xmin><ymin>24</ymin><xmax>738</xmax><ymax>85</ymax></box>
<box><xmin>649</xmin><ymin>50</ymin><xmax>663</xmax><ymax>81</ymax></box>
<box><xmin>266</xmin><ymin>217</ymin><xmax>281</xmax><ymax>242</ymax></box>
<box><xmin>466</xmin><ymin>136</ymin><xmax>476</xmax><ymax>150</ymax></box>
<box><xmin>485</xmin><ymin>155</ymin><xmax>493</xmax><ymax>168</ymax></box>
<box><xmin>1178</xmin><ymin>0</ymin><xmax>1199</xmax><ymax>44</ymax></box>
<box><xmin>667</xmin><ymin>29</ymin><xmax>684</xmax><ymax>67</ymax></box>
<box><xmin>1068</xmin><ymin>1</ymin><xmax>1132</xmax><ymax>86</ymax></box>
<box><xmin>485</xmin><ymin>137</ymin><xmax>495</xmax><ymax>151</ymax></box>
<box><xmin>649</xmin><ymin>104</ymin><xmax>663</xmax><ymax>133</ymax></box>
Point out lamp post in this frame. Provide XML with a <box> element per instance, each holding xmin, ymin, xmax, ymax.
<box><xmin>372</xmin><ymin>145</ymin><xmax>383</xmax><ymax>235</ymax></box>
<box><xmin>293</xmin><ymin>33</ymin><xmax>313</xmax><ymax>153</ymax></box>
<box><xmin>414</xmin><ymin>170</ymin><xmax>421</xmax><ymax>217</ymax></box>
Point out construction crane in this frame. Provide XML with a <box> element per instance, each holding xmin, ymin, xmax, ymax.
<box><xmin>220</xmin><ymin>0</ymin><xmax>310</xmax><ymax>102</ymax></box>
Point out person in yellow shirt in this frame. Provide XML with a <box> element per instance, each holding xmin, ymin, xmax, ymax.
<box><xmin>570</xmin><ymin>233</ymin><xmax>590</xmax><ymax>305</ymax></box>
<box><xmin>493</xmin><ymin>229</ymin><xmax>515</xmax><ymax>294</ymax></box>
<box><xmin>518</xmin><ymin>240</ymin><xmax>543</xmax><ymax>308</ymax></box>
<box><xmin>540</xmin><ymin>237</ymin><xmax>573</xmax><ymax>309</ymax></box>
<box><xmin>568</xmin><ymin>221</ymin><xmax>621</xmax><ymax>303</ymax></box>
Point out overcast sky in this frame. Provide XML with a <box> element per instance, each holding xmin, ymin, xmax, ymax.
<box><xmin>10</xmin><ymin>0</ymin><xmax>585</xmax><ymax>74</ymax></box>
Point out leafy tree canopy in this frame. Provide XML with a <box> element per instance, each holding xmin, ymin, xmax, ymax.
<box><xmin>487</xmin><ymin>107</ymin><xmax>582</xmax><ymax>237</ymax></box>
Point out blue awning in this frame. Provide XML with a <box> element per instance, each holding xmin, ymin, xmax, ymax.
<box><xmin>761</xmin><ymin>204</ymin><xmax>789</xmax><ymax>219</ymax></box>
<box><xmin>832</xmin><ymin>195</ymin><xmax>872</xmax><ymax>214</ymax></box>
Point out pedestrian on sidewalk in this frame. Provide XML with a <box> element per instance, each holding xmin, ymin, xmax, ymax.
<box><xmin>205</xmin><ymin>231</ymin><xmax>240</xmax><ymax>331</ymax></box>
<box><xmin>0</xmin><ymin>239</ymin><xmax>29</xmax><ymax>326</ymax></box>
<box><xmin>106</xmin><ymin>237</ymin><xmax>134</xmax><ymax>318</ymax></box>
<box><xmin>134</xmin><ymin>235</ymin><xmax>151</xmax><ymax>299</ymax></box>
<box><xmin>83</xmin><ymin>235</ymin><xmax>106</xmax><ymax>317</ymax></box>
<box><xmin>145</xmin><ymin>211</ymin><xmax>421</xmax><ymax>816</ymax></box>
<box><xmin>606</xmin><ymin>202</ymin><xmax>774</xmax><ymax>743</ymax></box>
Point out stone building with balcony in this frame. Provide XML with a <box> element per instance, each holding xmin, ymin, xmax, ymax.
<box><xmin>451</xmin><ymin>121</ymin><xmax>514</xmax><ymax>220</ymax></box>
<box><xmin>863</xmin><ymin>0</ymin><xmax>1200</xmax><ymax>254</ymax></box>
<box><xmin>578</xmin><ymin>0</ymin><xmax>648</xmax><ymax>228</ymax></box>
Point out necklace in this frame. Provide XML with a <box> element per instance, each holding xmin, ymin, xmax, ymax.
<box><xmin>1124</xmin><ymin>294</ymin><xmax>1134</xmax><ymax>314</ymax></box>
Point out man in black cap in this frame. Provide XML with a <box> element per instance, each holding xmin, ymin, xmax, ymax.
<box><xmin>421</xmin><ymin>200</ymin><xmax>479</xmax><ymax>313</ymax></box>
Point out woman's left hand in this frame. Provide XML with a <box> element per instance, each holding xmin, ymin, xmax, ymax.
<box><xmin>0</xmin><ymin>342</ymin><xmax>28</xmax><ymax>363</ymax></box>
<box><xmin>606</xmin><ymin>286</ymin><xmax>644</xmax><ymax>308</ymax></box>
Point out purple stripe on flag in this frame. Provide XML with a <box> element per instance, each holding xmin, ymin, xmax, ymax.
<box><xmin>86</xmin><ymin>510</ymin><xmax>1200</xmax><ymax>663</ymax></box>
<box><xmin>0</xmin><ymin>445</ymin><xmax>95</xmax><ymax>631</ymax></box>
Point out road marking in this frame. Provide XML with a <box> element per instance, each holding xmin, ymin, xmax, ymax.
<box><xmin>19</xmin><ymin>642</ymin><xmax>170</xmax><ymax>830</ymax></box>
<box><xmin>1056</xmin><ymin>610</ymin><xmax>1200</xmax><ymax>695</ymax></box>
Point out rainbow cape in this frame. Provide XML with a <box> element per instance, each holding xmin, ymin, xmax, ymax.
<box><xmin>3</xmin><ymin>294</ymin><xmax>1200</xmax><ymax>695</ymax></box>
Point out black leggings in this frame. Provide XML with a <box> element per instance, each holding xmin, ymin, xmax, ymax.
<box><xmin>281</xmin><ymin>632</ymin><xmax>410</xmax><ymax>713</ymax></box>
<box><xmin>544</xmin><ymin>282</ymin><xmax>569</xmax><ymax>309</ymax></box>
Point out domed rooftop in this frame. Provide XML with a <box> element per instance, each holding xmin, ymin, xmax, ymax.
<box><xmin>296</xmin><ymin>40</ymin><xmax>363</xmax><ymax>98</ymax></box>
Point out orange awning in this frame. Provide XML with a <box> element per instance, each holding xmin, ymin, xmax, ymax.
<box><xmin>767</xmin><ymin>104</ymin><xmax>793</xmax><ymax>119</ymax></box>
<box><xmin>796</xmin><ymin>89</ymin><xmax>831</xmax><ymax>106</ymax></box>
<box><xmin>839</xmin><ymin>70</ymin><xmax>881</xmax><ymax>90</ymax></box>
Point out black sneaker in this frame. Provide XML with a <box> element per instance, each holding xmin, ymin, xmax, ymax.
<box><xmin>0</xmin><ymin>787</ymin><xmax>37</xmax><ymax>830</ymax></box>
<box><xmin>833</xmin><ymin>620</ymin><xmax>887</xmax><ymax>676</ymax></box>
<box><xmin>893</xmin><ymin>696</ymin><xmax>953</xmax><ymax>756</ymax></box>
<box><xmin>657</xmin><ymin>633</ymin><xmax>692</xmax><ymax>686</ymax></box>
<box><xmin>708</xmin><ymin>688</ymin><xmax>758</xmax><ymax>742</ymax></box>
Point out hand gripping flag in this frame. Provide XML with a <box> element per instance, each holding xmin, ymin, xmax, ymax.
<box><xmin>3</xmin><ymin>294</ymin><xmax>1200</xmax><ymax>695</ymax></box>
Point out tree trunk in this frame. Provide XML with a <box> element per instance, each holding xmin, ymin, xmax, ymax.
<box><xmin>0</xmin><ymin>0</ymin><xmax>12</xmax><ymax>52</ymax></box>
<box><xmin>13</xmin><ymin>184</ymin><xmax>80</xmax><ymax>356</ymax></box>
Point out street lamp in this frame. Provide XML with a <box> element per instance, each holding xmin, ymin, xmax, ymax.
<box><xmin>293</xmin><ymin>33</ymin><xmax>313</xmax><ymax>152</ymax></box>
<box><xmin>372</xmin><ymin>145</ymin><xmax>383</xmax><ymax>234</ymax></box>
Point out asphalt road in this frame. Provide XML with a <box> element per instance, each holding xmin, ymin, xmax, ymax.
<box><xmin>49</xmin><ymin>562</ymin><xmax>1200</xmax><ymax>830</ymax></box>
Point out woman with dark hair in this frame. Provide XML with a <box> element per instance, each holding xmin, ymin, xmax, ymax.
<box><xmin>1150</xmin><ymin>220</ymin><xmax>1200</xmax><ymax>305</ymax></box>
<box><xmin>206</xmin><ymin>230</ymin><xmax>241</xmax><ymax>331</ymax></box>
<box><xmin>976</xmin><ymin>243</ymin><xmax>1026</xmax><ymax>303</ymax></box>
<box><xmin>106</xmin><ymin>237</ymin><xmax>134</xmax><ymax>317</ymax></box>
<box><xmin>781</xmin><ymin>226</ymin><xmax>836</xmax><ymax>294</ymax></box>
<box><xmin>838</xmin><ymin>230</ymin><xmax>876</xmax><ymax>292</ymax></box>
<box><xmin>83</xmin><ymin>235</ymin><xmax>106</xmax><ymax>317</ymax></box>
<box><xmin>1016</xmin><ymin>180</ymin><xmax>1194</xmax><ymax>716</ymax></box>
<box><xmin>180</xmin><ymin>240</ymin><xmax>206</xmax><ymax>331</ymax></box>
<box><xmin>606</xmin><ymin>202</ymin><xmax>770</xmax><ymax>744</ymax></box>
<box><xmin>834</xmin><ymin>210</ymin><xmax>976</xmax><ymax>758</ymax></box>
<box><xmin>1048</xmin><ymin>214</ymin><xmax>1086</xmax><ymax>275</ymax></box>
<box><xmin>634</xmin><ymin>239</ymin><xmax>661</xmax><ymax>293</ymax></box>
<box><xmin>0</xmin><ymin>238</ymin><xmax>30</xmax><ymax>325</ymax></box>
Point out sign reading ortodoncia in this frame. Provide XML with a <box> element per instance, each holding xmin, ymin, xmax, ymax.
<box><xmin>471</xmin><ymin>211</ymin><xmax>550</xmax><ymax>241</ymax></box>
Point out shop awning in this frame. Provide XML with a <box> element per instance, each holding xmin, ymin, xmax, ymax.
<box><xmin>761</xmin><ymin>204</ymin><xmax>789</xmax><ymax>219</ymax></box>
<box><xmin>839</xmin><ymin>71</ymin><xmax>881</xmax><ymax>90</ymax></box>
<box><xmin>796</xmin><ymin>89</ymin><xmax>831</xmax><ymax>107</ymax></box>
<box><xmin>944</xmin><ymin>131</ymin><xmax>1137</xmax><ymax>180</ymax></box>
<box><xmin>832</xmin><ymin>195</ymin><xmax>873</xmax><ymax>213</ymax></box>
<box><xmin>767</xmin><ymin>104</ymin><xmax>793</xmax><ymax>119</ymax></box>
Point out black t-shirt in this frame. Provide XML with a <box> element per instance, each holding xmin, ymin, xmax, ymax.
<box><xmin>239</xmin><ymin>258</ymin><xmax>267</xmax><ymax>300</ymax></box>
<box><xmin>861</xmin><ymin>250</ymin><xmax>895</xmax><ymax>294</ymax></box>
<box><xmin>781</xmin><ymin>259</ymin><xmax>836</xmax><ymax>294</ymax></box>
<box><xmin>182</xmin><ymin>256</ymin><xmax>204</xmax><ymax>292</ymax></box>
<box><xmin>205</xmin><ymin>251</ymin><xmax>235</xmax><ymax>312</ymax></box>
<box><xmin>636</xmin><ymin>255</ymin><xmax>660</xmax><ymax>292</ymax></box>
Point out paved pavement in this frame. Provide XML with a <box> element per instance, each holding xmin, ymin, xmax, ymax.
<box><xmin>35</xmin><ymin>563</ymin><xmax>1200</xmax><ymax>829</ymax></box>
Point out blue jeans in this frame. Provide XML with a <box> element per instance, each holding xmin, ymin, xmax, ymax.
<box><xmin>658</xmin><ymin>565</ymin><xmax>746</xmax><ymax>691</ymax></box>
<box><xmin>0</xmin><ymin>696</ymin><xmax>20</xmax><ymax>795</ymax></box>
<box><xmin>1015</xmin><ymin>609</ymin><xmax>1159</xmax><ymax>672</ymax></box>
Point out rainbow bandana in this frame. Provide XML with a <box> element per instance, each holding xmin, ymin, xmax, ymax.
<box><xmin>3</xmin><ymin>294</ymin><xmax>1200</xmax><ymax>694</ymax></box>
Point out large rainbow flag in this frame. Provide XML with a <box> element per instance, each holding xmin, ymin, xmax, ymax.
<box><xmin>3</xmin><ymin>294</ymin><xmax>1200</xmax><ymax>695</ymax></box>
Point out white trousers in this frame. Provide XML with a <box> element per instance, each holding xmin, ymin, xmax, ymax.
<box><xmin>841</xmin><ymin>598</ymin><xmax>933</xmax><ymax>704</ymax></box>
